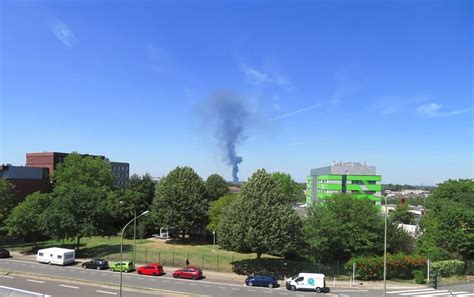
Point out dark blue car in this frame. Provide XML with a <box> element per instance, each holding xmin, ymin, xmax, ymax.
<box><xmin>245</xmin><ymin>275</ymin><xmax>278</xmax><ymax>288</ymax></box>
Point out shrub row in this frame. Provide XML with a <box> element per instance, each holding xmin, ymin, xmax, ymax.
<box><xmin>431</xmin><ymin>260</ymin><xmax>465</xmax><ymax>277</ymax></box>
<box><xmin>345</xmin><ymin>254</ymin><xmax>427</xmax><ymax>280</ymax></box>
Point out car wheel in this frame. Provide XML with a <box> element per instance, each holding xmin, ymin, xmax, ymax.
<box><xmin>82</xmin><ymin>265</ymin><xmax>86</xmax><ymax>269</ymax></box>
<box><xmin>268</xmin><ymin>283</ymin><xmax>273</xmax><ymax>288</ymax></box>
<box><xmin>290</xmin><ymin>285</ymin><xmax>296</xmax><ymax>291</ymax></box>
<box><xmin>316</xmin><ymin>287</ymin><xmax>322</xmax><ymax>293</ymax></box>
<box><xmin>248</xmin><ymin>282</ymin><xmax>253</xmax><ymax>286</ymax></box>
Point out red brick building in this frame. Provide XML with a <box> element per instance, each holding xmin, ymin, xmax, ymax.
<box><xmin>26</xmin><ymin>152</ymin><xmax>69</xmax><ymax>178</ymax></box>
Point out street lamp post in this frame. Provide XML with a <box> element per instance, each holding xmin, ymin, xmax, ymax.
<box><xmin>383</xmin><ymin>195</ymin><xmax>388</xmax><ymax>297</ymax></box>
<box><xmin>119</xmin><ymin>210</ymin><xmax>149</xmax><ymax>297</ymax></box>
<box><xmin>133</xmin><ymin>210</ymin><xmax>137</xmax><ymax>265</ymax></box>
<box><xmin>212</xmin><ymin>231</ymin><xmax>216</xmax><ymax>252</ymax></box>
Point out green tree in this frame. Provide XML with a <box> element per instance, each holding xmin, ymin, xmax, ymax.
<box><xmin>4</xmin><ymin>192</ymin><xmax>51</xmax><ymax>246</ymax></box>
<box><xmin>151</xmin><ymin>166</ymin><xmax>209</xmax><ymax>238</ymax></box>
<box><xmin>218</xmin><ymin>169</ymin><xmax>303</xmax><ymax>258</ymax></box>
<box><xmin>303</xmin><ymin>194</ymin><xmax>384</xmax><ymax>262</ymax></box>
<box><xmin>0</xmin><ymin>178</ymin><xmax>15</xmax><ymax>225</ymax></box>
<box><xmin>207</xmin><ymin>193</ymin><xmax>238</xmax><ymax>232</ymax></box>
<box><xmin>271</xmin><ymin>172</ymin><xmax>298</xmax><ymax>203</ymax></box>
<box><xmin>128</xmin><ymin>173</ymin><xmax>156</xmax><ymax>207</ymax></box>
<box><xmin>43</xmin><ymin>153</ymin><xmax>115</xmax><ymax>250</ymax></box>
<box><xmin>387</xmin><ymin>222</ymin><xmax>414</xmax><ymax>254</ymax></box>
<box><xmin>429</xmin><ymin>179</ymin><xmax>474</xmax><ymax>207</ymax></box>
<box><xmin>390</xmin><ymin>203</ymin><xmax>416</xmax><ymax>224</ymax></box>
<box><xmin>417</xmin><ymin>179</ymin><xmax>474</xmax><ymax>260</ymax></box>
<box><xmin>205</xmin><ymin>174</ymin><xmax>229</xmax><ymax>201</ymax></box>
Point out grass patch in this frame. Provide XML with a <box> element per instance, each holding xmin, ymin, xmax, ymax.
<box><xmin>5</xmin><ymin>236</ymin><xmax>277</xmax><ymax>273</ymax></box>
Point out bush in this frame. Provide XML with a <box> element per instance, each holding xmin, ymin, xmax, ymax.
<box><xmin>346</xmin><ymin>254</ymin><xmax>427</xmax><ymax>280</ymax></box>
<box><xmin>431</xmin><ymin>260</ymin><xmax>465</xmax><ymax>277</ymax></box>
<box><xmin>413</xmin><ymin>270</ymin><xmax>426</xmax><ymax>284</ymax></box>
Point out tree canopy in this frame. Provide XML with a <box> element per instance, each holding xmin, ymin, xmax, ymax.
<box><xmin>205</xmin><ymin>174</ymin><xmax>229</xmax><ymax>201</ymax></box>
<box><xmin>218</xmin><ymin>169</ymin><xmax>303</xmax><ymax>258</ymax></box>
<box><xmin>417</xmin><ymin>179</ymin><xmax>474</xmax><ymax>261</ymax></box>
<box><xmin>271</xmin><ymin>172</ymin><xmax>299</xmax><ymax>203</ymax></box>
<box><xmin>390</xmin><ymin>202</ymin><xmax>416</xmax><ymax>224</ymax></box>
<box><xmin>207</xmin><ymin>192</ymin><xmax>238</xmax><ymax>232</ymax></box>
<box><xmin>0</xmin><ymin>178</ymin><xmax>15</xmax><ymax>225</ymax></box>
<box><xmin>303</xmin><ymin>194</ymin><xmax>384</xmax><ymax>262</ymax></box>
<box><xmin>43</xmin><ymin>153</ymin><xmax>115</xmax><ymax>249</ymax></box>
<box><xmin>151</xmin><ymin>166</ymin><xmax>209</xmax><ymax>238</ymax></box>
<box><xmin>5</xmin><ymin>192</ymin><xmax>51</xmax><ymax>245</ymax></box>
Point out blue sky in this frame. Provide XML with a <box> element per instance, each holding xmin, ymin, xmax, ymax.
<box><xmin>1</xmin><ymin>0</ymin><xmax>472</xmax><ymax>185</ymax></box>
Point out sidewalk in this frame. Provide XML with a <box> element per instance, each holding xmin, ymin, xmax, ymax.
<box><xmin>8</xmin><ymin>251</ymin><xmax>428</xmax><ymax>290</ymax></box>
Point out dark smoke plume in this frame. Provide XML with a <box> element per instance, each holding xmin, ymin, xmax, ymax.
<box><xmin>199</xmin><ymin>91</ymin><xmax>251</xmax><ymax>182</ymax></box>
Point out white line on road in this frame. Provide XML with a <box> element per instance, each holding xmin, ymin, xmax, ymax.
<box><xmin>0</xmin><ymin>285</ymin><xmax>50</xmax><ymax>297</ymax></box>
<box><xmin>232</xmin><ymin>288</ymin><xmax>240</xmax><ymax>290</ymax></box>
<box><xmin>389</xmin><ymin>288</ymin><xmax>436</xmax><ymax>294</ymax></box>
<box><xmin>458</xmin><ymin>294</ymin><xmax>474</xmax><ymax>296</ymax></box>
<box><xmin>27</xmin><ymin>279</ymin><xmax>45</xmax><ymax>284</ymax></box>
<box><xmin>279</xmin><ymin>293</ymin><xmax>288</xmax><ymax>295</ymax></box>
<box><xmin>0</xmin><ymin>275</ymin><xmax>14</xmax><ymax>279</ymax></box>
<box><xmin>415</xmin><ymin>292</ymin><xmax>468</xmax><ymax>297</ymax></box>
<box><xmin>400</xmin><ymin>290</ymin><xmax>449</xmax><ymax>296</ymax></box>
<box><xmin>59</xmin><ymin>284</ymin><xmax>79</xmax><ymax>289</ymax></box>
<box><xmin>96</xmin><ymin>290</ymin><xmax>117</xmax><ymax>295</ymax></box>
<box><xmin>248</xmin><ymin>289</ymin><xmax>256</xmax><ymax>292</ymax></box>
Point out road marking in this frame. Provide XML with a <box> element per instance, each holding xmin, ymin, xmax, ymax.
<box><xmin>96</xmin><ymin>290</ymin><xmax>117</xmax><ymax>295</ymax></box>
<box><xmin>218</xmin><ymin>286</ymin><xmax>225</xmax><ymax>289</ymax></box>
<box><xmin>400</xmin><ymin>290</ymin><xmax>449</xmax><ymax>296</ymax></box>
<box><xmin>458</xmin><ymin>294</ymin><xmax>474</xmax><ymax>296</ymax></box>
<box><xmin>279</xmin><ymin>293</ymin><xmax>288</xmax><ymax>295</ymax></box>
<box><xmin>415</xmin><ymin>292</ymin><xmax>468</xmax><ymax>297</ymax></box>
<box><xmin>232</xmin><ymin>288</ymin><xmax>240</xmax><ymax>290</ymax></box>
<box><xmin>248</xmin><ymin>289</ymin><xmax>256</xmax><ymax>292</ymax></box>
<box><xmin>27</xmin><ymin>279</ymin><xmax>45</xmax><ymax>284</ymax></box>
<box><xmin>0</xmin><ymin>275</ymin><xmax>14</xmax><ymax>279</ymax></box>
<box><xmin>0</xmin><ymin>285</ymin><xmax>50</xmax><ymax>297</ymax></box>
<box><xmin>262</xmin><ymin>291</ymin><xmax>272</xmax><ymax>294</ymax></box>
<box><xmin>389</xmin><ymin>288</ymin><xmax>436</xmax><ymax>294</ymax></box>
<box><xmin>59</xmin><ymin>284</ymin><xmax>79</xmax><ymax>289</ymax></box>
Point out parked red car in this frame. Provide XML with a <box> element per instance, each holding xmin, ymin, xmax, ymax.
<box><xmin>172</xmin><ymin>266</ymin><xmax>203</xmax><ymax>280</ymax></box>
<box><xmin>137</xmin><ymin>263</ymin><xmax>164</xmax><ymax>276</ymax></box>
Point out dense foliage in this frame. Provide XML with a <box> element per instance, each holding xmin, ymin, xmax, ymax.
<box><xmin>207</xmin><ymin>192</ymin><xmax>238</xmax><ymax>232</ymax></box>
<box><xmin>417</xmin><ymin>179</ymin><xmax>474</xmax><ymax>261</ymax></box>
<box><xmin>431</xmin><ymin>260</ymin><xmax>465</xmax><ymax>277</ymax></box>
<box><xmin>4</xmin><ymin>192</ymin><xmax>51</xmax><ymax>245</ymax></box>
<box><xmin>304</xmin><ymin>194</ymin><xmax>384</xmax><ymax>262</ymax></box>
<box><xmin>205</xmin><ymin>174</ymin><xmax>229</xmax><ymax>201</ymax></box>
<box><xmin>346</xmin><ymin>254</ymin><xmax>427</xmax><ymax>280</ymax></box>
<box><xmin>151</xmin><ymin>166</ymin><xmax>209</xmax><ymax>238</ymax></box>
<box><xmin>42</xmin><ymin>153</ymin><xmax>115</xmax><ymax>249</ymax></box>
<box><xmin>0</xmin><ymin>178</ymin><xmax>15</xmax><ymax>225</ymax></box>
<box><xmin>218</xmin><ymin>169</ymin><xmax>303</xmax><ymax>258</ymax></box>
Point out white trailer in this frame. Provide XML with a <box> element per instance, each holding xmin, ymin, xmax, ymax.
<box><xmin>36</xmin><ymin>248</ymin><xmax>75</xmax><ymax>266</ymax></box>
<box><xmin>286</xmin><ymin>273</ymin><xmax>330</xmax><ymax>293</ymax></box>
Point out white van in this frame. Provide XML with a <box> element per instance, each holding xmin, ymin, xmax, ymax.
<box><xmin>285</xmin><ymin>273</ymin><xmax>330</xmax><ymax>293</ymax></box>
<box><xmin>36</xmin><ymin>248</ymin><xmax>75</xmax><ymax>266</ymax></box>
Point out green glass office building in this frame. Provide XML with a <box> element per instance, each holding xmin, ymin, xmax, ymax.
<box><xmin>306</xmin><ymin>162</ymin><xmax>382</xmax><ymax>206</ymax></box>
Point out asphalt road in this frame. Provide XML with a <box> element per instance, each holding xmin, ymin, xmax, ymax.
<box><xmin>0</xmin><ymin>258</ymin><xmax>364</xmax><ymax>297</ymax></box>
<box><xmin>1</xmin><ymin>258</ymin><xmax>472</xmax><ymax>297</ymax></box>
<box><xmin>0</xmin><ymin>274</ymin><xmax>168</xmax><ymax>297</ymax></box>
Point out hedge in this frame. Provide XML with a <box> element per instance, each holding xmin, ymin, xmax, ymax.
<box><xmin>431</xmin><ymin>260</ymin><xmax>465</xmax><ymax>277</ymax></box>
<box><xmin>346</xmin><ymin>254</ymin><xmax>427</xmax><ymax>280</ymax></box>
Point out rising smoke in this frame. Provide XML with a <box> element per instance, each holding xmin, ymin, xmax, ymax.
<box><xmin>199</xmin><ymin>91</ymin><xmax>251</xmax><ymax>182</ymax></box>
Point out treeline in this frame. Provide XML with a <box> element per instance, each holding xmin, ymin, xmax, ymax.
<box><xmin>0</xmin><ymin>153</ymin><xmax>472</xmax><ymax>273</ymax></box>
